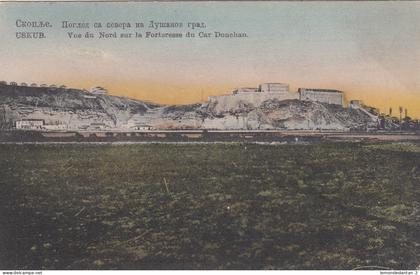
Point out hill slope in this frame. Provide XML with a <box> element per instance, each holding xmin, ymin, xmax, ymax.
<box><xmin>0</xmin><ymin>85</ymin><xmax>379</xmax><ymax>130</ymax></box>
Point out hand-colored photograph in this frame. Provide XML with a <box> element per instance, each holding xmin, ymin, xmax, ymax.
<box><xmin>0</xmin><ymin>1</ymin><xmax>419</xmax><ymax>270</ymax></box>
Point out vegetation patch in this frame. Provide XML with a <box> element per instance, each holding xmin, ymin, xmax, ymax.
<box><xmin>0</xmin><ymin>143</ymin><xmax>419</xmax><ymax>269</ymax></box>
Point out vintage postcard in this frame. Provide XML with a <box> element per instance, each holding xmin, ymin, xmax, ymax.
<box><xmin>0</xmin><ymin>1</ymin><xmax>419</xmax><ymax>271</ymax></box>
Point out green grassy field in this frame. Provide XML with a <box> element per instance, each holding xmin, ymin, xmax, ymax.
<box><xmin>0</xmin><ymin>143</ymin><xmax>419</xmax><ymax>269</ymax></box>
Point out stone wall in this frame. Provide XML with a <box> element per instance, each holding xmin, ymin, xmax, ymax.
<box><xmin>208</xmin><ymin>92</ymin><xmax>299</xmax><ymax>114</ymax></box>
<box><xmin>259</xmin><ymin>83</ymin><xmax>289</xmax><ymax>93</ymax></box>
<box><xmin>299</xmin><ymin>89</ymin><xmax>343</xmax><ymax>106</ymax></box>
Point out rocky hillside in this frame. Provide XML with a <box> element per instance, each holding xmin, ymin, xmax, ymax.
<box><xmin>0</xmin><ymin>84</ymin><xmax>380</xmax><ymax>131</ymax></box>
<box><xmin>203</xmin><ymin>98</ymin><xmax>378</xmax><ymax>130</ymax></box>
<box><xmin>0</xmin><ymin>85</ymin><xmax>157</xmax><ymax>130</ymax></box>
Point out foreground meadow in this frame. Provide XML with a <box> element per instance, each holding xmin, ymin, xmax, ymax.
<box><xmin>0</xmin><ymin>143</ymin><xmax>419</xmax><ymax>269</ymax></box>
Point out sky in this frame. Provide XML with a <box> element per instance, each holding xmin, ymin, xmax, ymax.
<box><xmin>0</xmin><ymin>2</ymin><xmax>419</xmax><ymax>118</ymax></box>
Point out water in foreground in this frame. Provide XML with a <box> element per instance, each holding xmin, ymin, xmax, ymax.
<box><xmin>0</xmin><ymin>143</ymin><xmax>419</xmax><ymax>269</ymax></box>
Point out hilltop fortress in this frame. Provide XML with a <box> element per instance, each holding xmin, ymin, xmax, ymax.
<box><xmin>2</xmin><ymin>79</ymin><xmax>407</xmax><ymax>132</ymax></box>
<box><xmin>209</xmin><ymin>83</ymin><xmax>344</xmax><ymax>108</ymax></box>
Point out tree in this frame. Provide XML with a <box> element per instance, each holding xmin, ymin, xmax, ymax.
<box><xmin>399</xmin><ymin>106</ymin><xmax>403</xmax><ymax>131</ymax></box>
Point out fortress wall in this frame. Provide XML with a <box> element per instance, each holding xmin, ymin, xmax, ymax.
<box><xmin>300</xmin><ymin>92</ymin><xmax>343</xmax><ymax>106</ymax></box>
<box><xmin>209</xmin><ymin>92</ymin><xmax>299</xmax><ymax>113</ymax></box>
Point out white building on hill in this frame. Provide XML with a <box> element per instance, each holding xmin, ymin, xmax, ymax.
<box><xmin>15</xmin><ymin>119</ymin><xmax>45</xmax><ymax>130</ymax></box>
<box><xmin>89</xmin><ymin>87</ymin><xmax>108</xmax><ymax>95</ymax></box>
<box><xmin>259</xmin><ymin>83</ymin><xmax>289</xmax><ymax>93</ymax></box>
<box><xmin>209</xmin><ymin>82</ymin><xmax>298</xmax><ymax>108</ymax></box>
<box><xmin>298</xmin><ymin>88</ymin><xmax>344</xmax><ymax>106</ymax></box>
<box><xmin>349</xmin><ymin>100</ymin><xmax>363</xmax><ymax>109</ymax></box>
<box><xmin>233</xmin><ymin>87</ymin><xmax>258</xmax><ymax>94</ymax></box>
